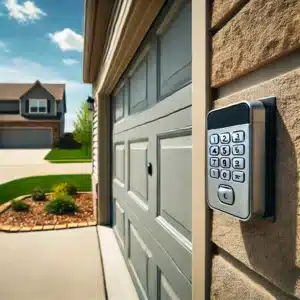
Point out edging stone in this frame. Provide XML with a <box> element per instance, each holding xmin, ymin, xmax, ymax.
<box><xmin>0</xmin><ymin>191</ymin><xmax>96</xmax><ymax>233</ymax></box>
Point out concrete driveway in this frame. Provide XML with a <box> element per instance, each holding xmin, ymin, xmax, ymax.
<box><xmin>0</xmin><ymin>149</ymin><xmax>92</xmax><ymax>184</ymax></box>
<box><xmin>0</xmin><ymin>227</ymin><xmax>106</xmax><ymax>300</ymax></box>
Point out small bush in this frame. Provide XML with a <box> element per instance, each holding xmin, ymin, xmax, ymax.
<box><xmin>53</xmin><ymin>133</ymin><xmax>81</xmax><ymax>149</ymax></box>
<box><xmin>45</xmin><ymin>194</ymin><xmax>78</xmax><ymax>215</ymax></box>
<box><xmin>53</xmin><ymin>182</ymin><xmax>78</xmax><ymax>196</ymax></box>
<box><xmin>11</xmin><ymin>200</ymin><xmax>29</xmax><ymax>212</ymax></box>
<box><xmin>32</xmin><ymin>187</ymin><xmax>46</xmax><ymax>201</ymax></box>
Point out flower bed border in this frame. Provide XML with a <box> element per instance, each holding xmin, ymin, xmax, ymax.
<box><xmin>0</xmin><ymin>192</ymin><xmax>97</xmax><ymax>233</ymax></box>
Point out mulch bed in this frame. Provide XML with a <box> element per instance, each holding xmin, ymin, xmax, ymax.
<box><xmin>0</xmin><ymin>193</ymin><xmax>95</xmax><ymax>227</ymax></box>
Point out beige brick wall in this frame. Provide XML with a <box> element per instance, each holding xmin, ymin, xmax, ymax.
<box><xmin>210</xmin><ymin>0</ymin><xmax>300</xmax><ymax>298</ymax></box>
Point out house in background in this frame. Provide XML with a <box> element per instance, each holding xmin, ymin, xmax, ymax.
<box><xmin>0</xmin><ymin>80</ymin><xmax>66</xmax><ymax>148</ymax></box>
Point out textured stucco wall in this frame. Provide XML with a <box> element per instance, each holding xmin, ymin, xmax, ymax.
<box><xmin>212</xmin><ymin>0</ymin><xmax>300</xmax><ymax>87</ymax></box>
<box><xmin>211</xmin><ymin>68</ymin><xmax>300</xmax><ymax>298</ymax></box>
<box><xmin>211</xmin><ymin>0</ymin><xmax>245</xmax><ymax>28</ymax></box>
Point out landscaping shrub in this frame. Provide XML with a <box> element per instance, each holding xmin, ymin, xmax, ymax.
<box><xmin>45</xmin><ymin>194</ymin><xmax>78</xmax><ymax>215</ymax></box>
<box><xmin>32</xmin><ymin>187</ymin><xmax>46</xmax><ymax>201</ymax></box>
<box><xmin>54</xmin><ymin>133</ymin><xmax>81</xmax><ymax>149</ymax></box>
<box><xmin>11</xmin><ymin>200</ymin><xmax>29</xmax><ymax>212</ymax></box>
<box><xmin>52</xmin><ymin>182</ymin><xmax>78</xmax><ymax>196</ymax></box>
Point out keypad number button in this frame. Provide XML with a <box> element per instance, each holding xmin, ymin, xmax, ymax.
<box><xmin>220</xmin><ymin>133</ymin><xmax>230</xmax><ymax>144</ymax></box>
<box><xmin>220</xmin><ymin>158</ymin><xmax>230</xmax><ymax>168</ymax></box>
<box><xmin>210</xmin><ymin>134</ymin><xmax>219</xmax><ymax>144</ymax></box>
<box><xmin>220</xmin><ymin>170</ymin><xmax>231</xmax><ymax>181</ymax></box>
<box><xmin>232</xmin><ymin>171</ymin><xmax>245</xmax><ymax>183</ymax></box>
<box><xmin>210</xmin><ymin>157</ymin><xmax>219</xmax><ymax>167</ymax></box>
<box><xmin>209</xmin><ymin>146</ymin><xmax>219</xmax><ymax>156</ymax></box>
<box><xmin>210</xmin><ymin>169</ymin><xmax>219</xmax><ymax>179</ymax></box>
<box><xmin>220</xmin><ymin>145</ymin><xmax>230</xmax><ymax>156</ymax></box>
<box><xmin>232</xmin><ymin>144</ymin><xmax>245</xmax><ymax>155</ymax></box>
<box><xmin>232</xmin><ymin>131</ymin><xmax>245</xmax><ymax>143</ymax></box>
<box><xmin>232</xmin><ymin>158</ymin><xmax>245</xmax><ymax>169</ymax></box>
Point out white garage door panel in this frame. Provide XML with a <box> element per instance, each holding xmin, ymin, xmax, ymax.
<box><xmin>0</xmin><ymin>128</ymin><xmax>52</xmax><ymax>148</ymax></box>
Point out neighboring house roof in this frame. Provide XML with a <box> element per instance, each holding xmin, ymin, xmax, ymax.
<box><xmin>0</xmin><ymin>81</ymin><xmax>65</xmax><ymax>101</ymax></box>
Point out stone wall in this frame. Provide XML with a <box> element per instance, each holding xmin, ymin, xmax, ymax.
<box><xmin>210</xmin><ymin>0</ymin><xmax>300</xmax><ymax>298</ymax></box>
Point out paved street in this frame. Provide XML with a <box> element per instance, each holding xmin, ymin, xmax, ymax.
<box><xmin>0</xmin><ymin>149</ymin><xmax>92</xmax><ymax>184</ymax></box>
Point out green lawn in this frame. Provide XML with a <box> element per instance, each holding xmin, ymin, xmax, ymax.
<box><xmin>44</xmin><ymin>148</ymin><xmax>92</xmax><ymax>163</ymax></box>
<box><xmin>0</xmin><ymin>174</ymin><xmax>91</xmax><ymax>205</ymax></box>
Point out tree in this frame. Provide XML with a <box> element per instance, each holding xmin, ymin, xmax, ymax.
<box><xmin>73</xmin><ymin>102</ymin><xmax>92</xmax><ymax>156</ymax></box>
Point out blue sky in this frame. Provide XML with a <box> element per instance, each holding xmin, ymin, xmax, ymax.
<box><xmin>0</xmin><ymin>0</ymin><xmax>92</xmax><ymax>132</ymax></box>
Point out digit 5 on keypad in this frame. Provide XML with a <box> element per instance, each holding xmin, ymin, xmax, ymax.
<box><xmin>206</xmin><ymin>98</ymin><xmax>276</xmax><ymax>222</ymax></box>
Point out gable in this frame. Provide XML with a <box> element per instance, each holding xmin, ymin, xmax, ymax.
<box><xmin>20</xmin><ymin>83</ymin><xmax>55</xmax><ymax>101</ymax></box>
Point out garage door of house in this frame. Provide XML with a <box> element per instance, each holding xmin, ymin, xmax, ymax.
<box><xmin>0</xmin><ymin>128</ymin><xmax>52</xmax><ymax>148</ymax></box>
<box><xmin>112</xmin><ymin>1</ymin><xmax>192</xmax><ymax>299</ymax></box>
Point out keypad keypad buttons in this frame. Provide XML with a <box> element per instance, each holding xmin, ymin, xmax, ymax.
<box><xmin>232</xmin><ymin>171</ymin><xmax>245</xmax><ymax>183</ymax></box>
<box><xmin>232</xmin><ymin>158</ymin><xmax>245</xmax><ymax>169</ymax></box>
<box><xmin>210</xmin><ymin>157</ymin><xmax>219</xmax><ymax>167</ymax></box>
<box><xmin>220</xmin><ymin>158</ymin><xmax>230</xmax><ymax>168</ymax></box>
<box><xmin>210</xmin><ymin>134</ymin><xmax>219</xmax><ymax>144</ymax></box>
<box><xmin>209</xmin><ymin>146</ymin><xmax>219</xmax><ymax>156</ymax></box>
<box><xmin>210</xmin><ymin>169</ymin><xmax>219</xmax><ymax>179</ymax></box>
<box><xmin>220</xmin><ymin>133</ymin><xmax>230</xmax><ymax>144</ymax></box>
<box><xmin>220</xmin><ymin>169</ymin><xmax>231</xmax><ymax>181</ymax></box>
<box><xmin>232</xmin><ymin>131</ymin><xmax>245</xmax><ymax>143</ymax></box>
<box><xmin>220</xmin><ymin>145</ymin><xmax>230</xmax><ymax>156</ymax></box>
<box><xmin>232</xmin><ymin>144</ymin><xmax>245</xmax><ymax>155</ymax></box>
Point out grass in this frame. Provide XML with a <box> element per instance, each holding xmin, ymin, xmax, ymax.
<box><xmin>0</xmin><ymin>174</ymin><xmax>91</xmax><ymax>205</ymax></box>
<box><xmin>44</xmin><ymin>148</ymin><xmax>92</xmax><ymax>163</ymax></box>
<box><xmin>48</xmin><ymin>159</ymin><xmax>92</xmax><ymax>164</ymax></box>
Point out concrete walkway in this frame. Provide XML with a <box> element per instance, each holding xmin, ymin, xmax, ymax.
<box><xmin>0</xmin><ymin>227</ymin><xmax>106</xmax><ymax>300</ymax></box>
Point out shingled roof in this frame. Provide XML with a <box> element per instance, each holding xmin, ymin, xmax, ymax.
<box><xmin>0</xmin><ymin>81</ymin><xmax>65</xmax><ymax>101</ymax></box>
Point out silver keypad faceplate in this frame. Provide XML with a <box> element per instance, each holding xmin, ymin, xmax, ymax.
<box><xmin>207</xmin><ymin>123</ymin><xmax>251</xmax><ymax>220</ymax></box>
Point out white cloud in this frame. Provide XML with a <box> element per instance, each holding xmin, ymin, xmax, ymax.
<box><xmin>63</xmin><ymin>58</ymin><xmax>79</xmax><ymax>66</ymax></box>
<box><xmin>49</xmin><ymin>28</ymin><xmax>83</xmax><ymax>52</ymax></box>
<box><xmin>0</xmin><ymin>41</ymin><xmax>9</xmax><ymax>52</ymax></box>
<box><xmin>4</xmin><ymin>0</ymin><xmax>46</xmax><ymax>23</ymax></box>
<box><xmin>0</xmin><ymin>57</ymin><xmax>92</xmax><ymax>131</ymax></box>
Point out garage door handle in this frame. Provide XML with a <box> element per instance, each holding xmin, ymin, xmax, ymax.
<box><xmin>147</xmin><ymin>163</ymin><xmax>153</xmax><ymax>176</ymax></box>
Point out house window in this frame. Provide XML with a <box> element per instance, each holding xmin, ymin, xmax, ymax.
<box><xmin>29</xmin><ymin>99</ymin><xmax>47</xmax><ymax>114</ymax></box>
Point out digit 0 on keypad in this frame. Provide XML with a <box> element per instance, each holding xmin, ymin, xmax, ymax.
<box><xmin>206</xmin><ymin>98</ymin><xmax>277</xmax><ymax>221</ymax></box>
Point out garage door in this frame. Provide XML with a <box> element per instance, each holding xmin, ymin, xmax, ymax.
<box><xmin>0</xmin><ymin>128</ymin><xmax>52</xmax><ymax>148</ymax></box>
<box><xmin>112</xmin><ymin>1</ymin><xmax>192</xmax><ymax>299</ymax></box>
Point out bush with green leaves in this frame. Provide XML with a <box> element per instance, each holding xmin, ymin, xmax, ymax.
<box><xmin>32</xmin><ymin>187</ymin><xmax>46</xmax><ymax>201</ymax></box>
<box><xmin>52</xmin><ymin>182</ymin><xmax>78</xmax><ymax>196</ymax></box>
<box><xmin>11</xmin><ymin>200</ymin><xmax>29</xmax><ymax>212</ymax></box>
<box><xmin>45</xmin><ymin>194</ymin><xmax>78</xmax><ymax>215</ymax></box>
